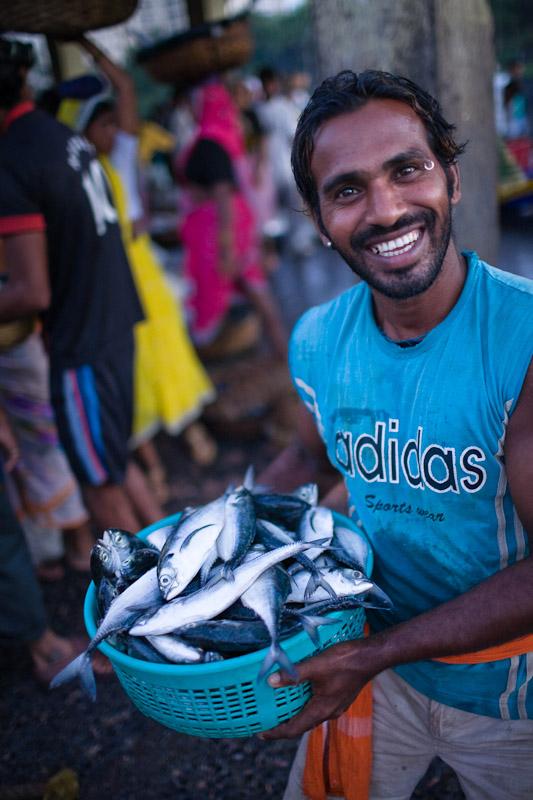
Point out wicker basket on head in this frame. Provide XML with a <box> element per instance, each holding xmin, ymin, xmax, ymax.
<box><xmin>137</xmin><ymin>15</ymin><xmax>253</xmax><ymax>86</ymax></box>
<box><xmin>0</xmin><ymin>0</ymin><xmax>139</xmax><ymax>37</ymax></box>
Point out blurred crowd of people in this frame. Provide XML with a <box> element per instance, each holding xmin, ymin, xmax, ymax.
<box><xmin>0</xmin><ymin>34</ymin><xmax>316</xmax><ymax>686</ymax></box>
<box><xmin>494</xmin><ymin>58</ymin><xmax>532</xmax><ymax>175</ymax></box>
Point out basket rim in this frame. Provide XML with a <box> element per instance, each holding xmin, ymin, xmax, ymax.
<box><xmin>84</xmin><ymin>508</ymin><xmax>372</xmax><ymax>676</ymax></box>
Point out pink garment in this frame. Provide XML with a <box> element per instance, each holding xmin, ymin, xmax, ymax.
<box><xmin>181</xmin><ymin>195</ymin><xmax>264</xmax><ymax>343</ymax></box>
<box><xmin>177</xmin><ymin>82</ymin><xmax>266</xmax><ymax>343</ymax></box>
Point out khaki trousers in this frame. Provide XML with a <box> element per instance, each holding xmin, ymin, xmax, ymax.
<box><xmin>283</xmin><ymin>668</ymin><xmax>533</xmax><ymax>800</ymax></box>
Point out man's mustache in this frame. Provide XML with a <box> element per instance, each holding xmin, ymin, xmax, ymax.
<box><xmin>350</xmin><ymin>211</ymin><xmax>435</xmax><ymax>250</ymax></box>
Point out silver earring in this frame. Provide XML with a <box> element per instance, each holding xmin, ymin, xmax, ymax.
<box><xmin>326</xmin><ymin>240</ymin><xmax>333</xmax><ymax>249</ymax></box>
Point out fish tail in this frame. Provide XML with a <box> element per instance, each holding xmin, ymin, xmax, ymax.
<box><xmin>220</xmin><ymin>564</ymin><xmax>235</xmax><ymax>582</ymax></box>
<box><xmin>257</xmin><ymin>642</ymin><xmax>298</xmax><ymax>684</ymax></box>
<box><xmin>49</xmin><ymin>650</ymin><xmax>97</xmax><ymax>701</ymax></box>
<box><xmin>303</xmin><ymin>570</ymin><xmax>339</xmax><ymax>601</ymax></box>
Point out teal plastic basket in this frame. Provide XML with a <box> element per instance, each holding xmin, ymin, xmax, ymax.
<box><xmin>84</xmin><ymin>511</ymin><xmax>371</xmax><ymax>738</ymax></box>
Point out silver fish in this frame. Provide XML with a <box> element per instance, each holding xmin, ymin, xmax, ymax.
<box><xmin>145</xmin><ymin>634</ymin><xmax>213</xmax><ymax>664</ymax></box>
<box><xmin>50</xmin><ymin>567</ymin><xmax>163</xmax><ymax>699</ymax></box>
<box><xmin>145</xmin><ymin>524</ymin><xmax>177</xmax><ymax>551</ymax></box>
<box><xmin>330</xmin><ymin>524</ymin><xmax>370</xmax><ymax>573</ymax></box>
<box><xmin>290</xmin><ymin>483</ymin><xmax>319</xmax><ymax>507</ymax></box>
<box><xmin>255</xmin><ymin>518</ymin><xmax>337</xmax><ymax>600</ymax></box>
<box><xmin>90</xmin><ymin>540</ymin><xmax>123</xmax><ymax>587</ymax></box>
<box><xmin>216</xmin><ymin>486</ymin><xmax>256</xmax><ymax>580</ymax></box>
<box><xmin>157</xmin><ymin>495</ymin><xmax>227</xmax><ymax>600</ymax></box>
<box><xmin>102</xmin><ymin>528</ymin><xmax>147</xmax><ymax>558</ymax></box>
<box><xmin>297</xmin><ymin>507</ymin><xmax>334</xmax><ymax>561</ymax></box>
<box><xmin>239</xmin><ymin>546</ymin><xmax>296</xmax><ymax>681</ymax></box>
<box><xmin>286</xmin><ymin>566</ymin><xmax>374</xmax><ymax>604</ymax></box>
<box><xmin>130</xmin><ymin>541</ymin><xmax>311</xmax><ymax>637</ymax></box>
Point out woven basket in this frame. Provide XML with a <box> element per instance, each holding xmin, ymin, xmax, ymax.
<box><xmin>0</xmin><ymin>0</ymin><xmax>139</xmax><ymax>36</ymax></box>
<box><xmin>137</xmin><ymin>15</ymin><xmax>253</xmax><ymax>85</ymax></box>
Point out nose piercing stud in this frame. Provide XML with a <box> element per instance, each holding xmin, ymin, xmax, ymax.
<box><xmin>424</xmin><ymin>160</ymin><xmax>435</xmax><ymax>171</ymax></box>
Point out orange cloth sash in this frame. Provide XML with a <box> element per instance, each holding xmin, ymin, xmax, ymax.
<box><xmin>302</xmin><ymin>631</ymin><xmax>533</xmax><ymax>800</ymax></box>
<box><xmin>303</xmin><ymin>624</ymin><xmax>372</xmax><ymax>800</ymax></box>
<box><xmin>302</xmin><ymin>682</ymin><xmax>372</xmax><ymax>800</ymax></box>
<box><xmin>434</xmin><ymin>632</ymin><xmax>533</xmax><ymax>664</ymax></box>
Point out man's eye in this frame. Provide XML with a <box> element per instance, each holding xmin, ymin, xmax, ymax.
<box><xmin>338</xmin><ymin>186</ymin><xmax>359</xmax><ymax>198</ymax></box>
<box><xmin>397</xmin><ymin>165</ymin><xmax>419</xmax><ymax>178</ymax></box>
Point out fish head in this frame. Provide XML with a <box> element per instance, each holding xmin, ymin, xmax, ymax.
<box><xmin>103</xmin><ymin>527</ymin><xmax>141</xmax><ymax>556</ymax></box>
<box><xmin>157</xmin><ymin>558</ymin><xmax>179</xmax><ymax>599</ymax></box>
<box><xmin>90</xmin><ymin>541</ymin><xmax>119</xmax><ymax>583</ymax></box>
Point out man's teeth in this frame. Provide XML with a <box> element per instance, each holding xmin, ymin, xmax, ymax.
<box><xmin>371</xmin><ymin>231</ymin><xmax>420</xmax><ymax>256</ymax></box>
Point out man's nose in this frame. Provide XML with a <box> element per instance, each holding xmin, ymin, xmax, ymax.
<box><xmin>364</xmin><ymin>179</ymin><xmax>407</xmax><ymax>228</ymax></box>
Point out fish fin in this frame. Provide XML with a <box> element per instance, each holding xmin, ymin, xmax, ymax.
<box><xmin>306</xmin><ymin>536</ymin><xmax>330</xmax><ymax>549</ymax></box>
<box><xmin>297</xmin><ymin>614</ymin><xmax>339</xmax><ymax>646</ymax></box>
<box><xmin>257</xmin><ymin>643</ymin><xmax>297</xmax><ymax>684</ymax></box>
<box><xmin>49</xmin><ymin>651</ymin><xmax>97</xmax><ymax>701</ymax></box>
<box><xmin>243</xmin><ymin>465</ymin><xmax>255</xmax><ymax>490</ymax></box>
<box><xmin>180</xmin><ymin>523</ymin><xmax>215</xmax><ymax>550</ymax></box>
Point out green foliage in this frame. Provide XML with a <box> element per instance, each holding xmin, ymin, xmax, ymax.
<box><xmin>249</xmin><ymin>2</ymin><xmax>316</xmax><ymax>79</ymax></box>
<box><xmin>490</xmin><ymin>0</ymin><xmax>533</xmax><ymax>71</ymax></box>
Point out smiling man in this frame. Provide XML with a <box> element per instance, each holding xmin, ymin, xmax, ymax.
<box><xmin>258</xmin><ymin>70</ymin><xmax>533</xmax><ymax>800</ymax></box>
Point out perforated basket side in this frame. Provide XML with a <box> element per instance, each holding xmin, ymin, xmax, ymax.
<box><xmin>84</xmin><ymin>510</ymin><xmax>371</xmax><ymax>737</ymax></box>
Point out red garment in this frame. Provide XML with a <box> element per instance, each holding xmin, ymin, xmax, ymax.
<box><xmin>177</xmin><ymin>81</ymin><xmax>265</xmax><ymax>343</ymax></box>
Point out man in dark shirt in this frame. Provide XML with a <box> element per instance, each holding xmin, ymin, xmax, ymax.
<box><xmin>0</xmin><ymin>39</ymin><xmax>162</xmax><ymax>533</ymax></box>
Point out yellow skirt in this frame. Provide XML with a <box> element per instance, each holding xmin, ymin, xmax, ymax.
<box><xmin>128</xmin><ymin>233</ymin><xmax>215</xmax><ymax>447</ymax></box>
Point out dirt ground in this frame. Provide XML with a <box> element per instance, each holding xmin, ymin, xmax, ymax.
<box><xmin>0</xmin><ymin>416</ymin><xmax>465</xmax><ymax>800</ymax></box>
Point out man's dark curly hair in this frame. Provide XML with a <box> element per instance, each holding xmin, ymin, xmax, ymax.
<box><xmin>291</xmin><ymin>69</ymin><xmax>466</xmax><ymax>223</ymax></box>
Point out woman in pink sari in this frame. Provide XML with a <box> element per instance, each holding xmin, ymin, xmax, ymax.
<box><xmin>177</xmin><ymin>80</ymin><xmax>287</xmax><ymax>358</ymax></box>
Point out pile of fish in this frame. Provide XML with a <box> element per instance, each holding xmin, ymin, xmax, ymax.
<box><xmin>51</xmin><ymin>469</ymin><xmax>391</xmax><ymax>700</ymax></box>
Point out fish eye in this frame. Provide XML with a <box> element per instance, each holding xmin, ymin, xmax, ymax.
<box><xmin>160</xmin><ymin>574</ymin><xmax>171</xmax><ymax>587</ymax></box>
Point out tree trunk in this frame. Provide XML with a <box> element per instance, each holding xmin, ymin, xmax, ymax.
<box><xmin>311</xmin><ymin>0</ymin><xmax>499</xmax><ymax>266</ymax></box>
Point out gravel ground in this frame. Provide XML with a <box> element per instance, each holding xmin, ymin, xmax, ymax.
<box><xmin>0</xmin><ymin>425</ymin><xmax>465</xmax><ymax>800</ymax></box>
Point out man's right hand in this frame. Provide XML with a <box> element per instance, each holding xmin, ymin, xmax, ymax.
<box><xmin>258</xmin><ymin>636</ymin><xmax>379</xmax><ymax>740</ymax></box>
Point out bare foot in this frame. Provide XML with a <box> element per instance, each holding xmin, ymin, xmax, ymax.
<box><xmin>183</xmin><ymin>422</ymin><xmax>218</xmax><ymax>467</ymax></box>
<box><xmin>64</xmin><ymin>522</ymin><xmax>95</xmax><ymax>571</ymax></box>
<box><xmin>29</xmin><ymin>630</ymin><xmax>114</xmax><ymax>688</ymax></box>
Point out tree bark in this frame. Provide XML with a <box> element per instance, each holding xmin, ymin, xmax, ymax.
<box><xmin>311</xmin><ymin>0</ymin><xmax>499</xmax><ymax>266</ymax></box>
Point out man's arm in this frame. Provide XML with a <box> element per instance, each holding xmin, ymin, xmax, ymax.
<box><xmin>260</xmin><ymin>359</ymin><xmax>533</xmax><ymax>740</ymax></box>
<box><xmin>257</xmin><ymin>400</ymin><xmax>342</xmax><ymax>501</ymax></box>
<box><xmin>0</xmin><ymin>232</ymin><xmax>50</xmax><ymax>321</ymax></box>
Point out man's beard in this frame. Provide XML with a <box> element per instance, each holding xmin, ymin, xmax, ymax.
<box><xmin>333</xmin><ymin>206</ymin><xmax>453</xmax><ymax>301</ymax></box>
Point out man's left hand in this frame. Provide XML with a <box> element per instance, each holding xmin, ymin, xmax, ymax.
<box><xmin>258</xmin><ymin>638</ymin><xmax>375</xmax><ymax>740</ymax></box>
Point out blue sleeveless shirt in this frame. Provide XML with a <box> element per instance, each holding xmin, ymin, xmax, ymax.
<box><xmin>289</xmin><ymin>252</ymin><xmax>533</xmax><ymax>720</ymax></box>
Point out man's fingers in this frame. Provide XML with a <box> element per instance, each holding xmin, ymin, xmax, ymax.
<box><xmin>267</xmin><ymin>656</ymin><xmax>322</xmax><ymax>689</ymax></box>
<box><xmin>258</xmin><ymin>697</ymin><xmax>327</xmax><ymax>740</ymax></box>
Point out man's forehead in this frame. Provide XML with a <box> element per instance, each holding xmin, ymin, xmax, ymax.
<box><xmin>311</xmin><ymin>98</ymin><xmax>432</xmax><ymax>176</ymax></box>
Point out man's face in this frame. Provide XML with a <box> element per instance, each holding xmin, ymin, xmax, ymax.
<box><xmin>310</xmin><ymin>99</ymin><xmax>461</xmax><ymax>301</ymax></box>
<box><xmin>85</xmin><ymin>108</ymin><xmax>118</xmax><ymax>156</ymax></box>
